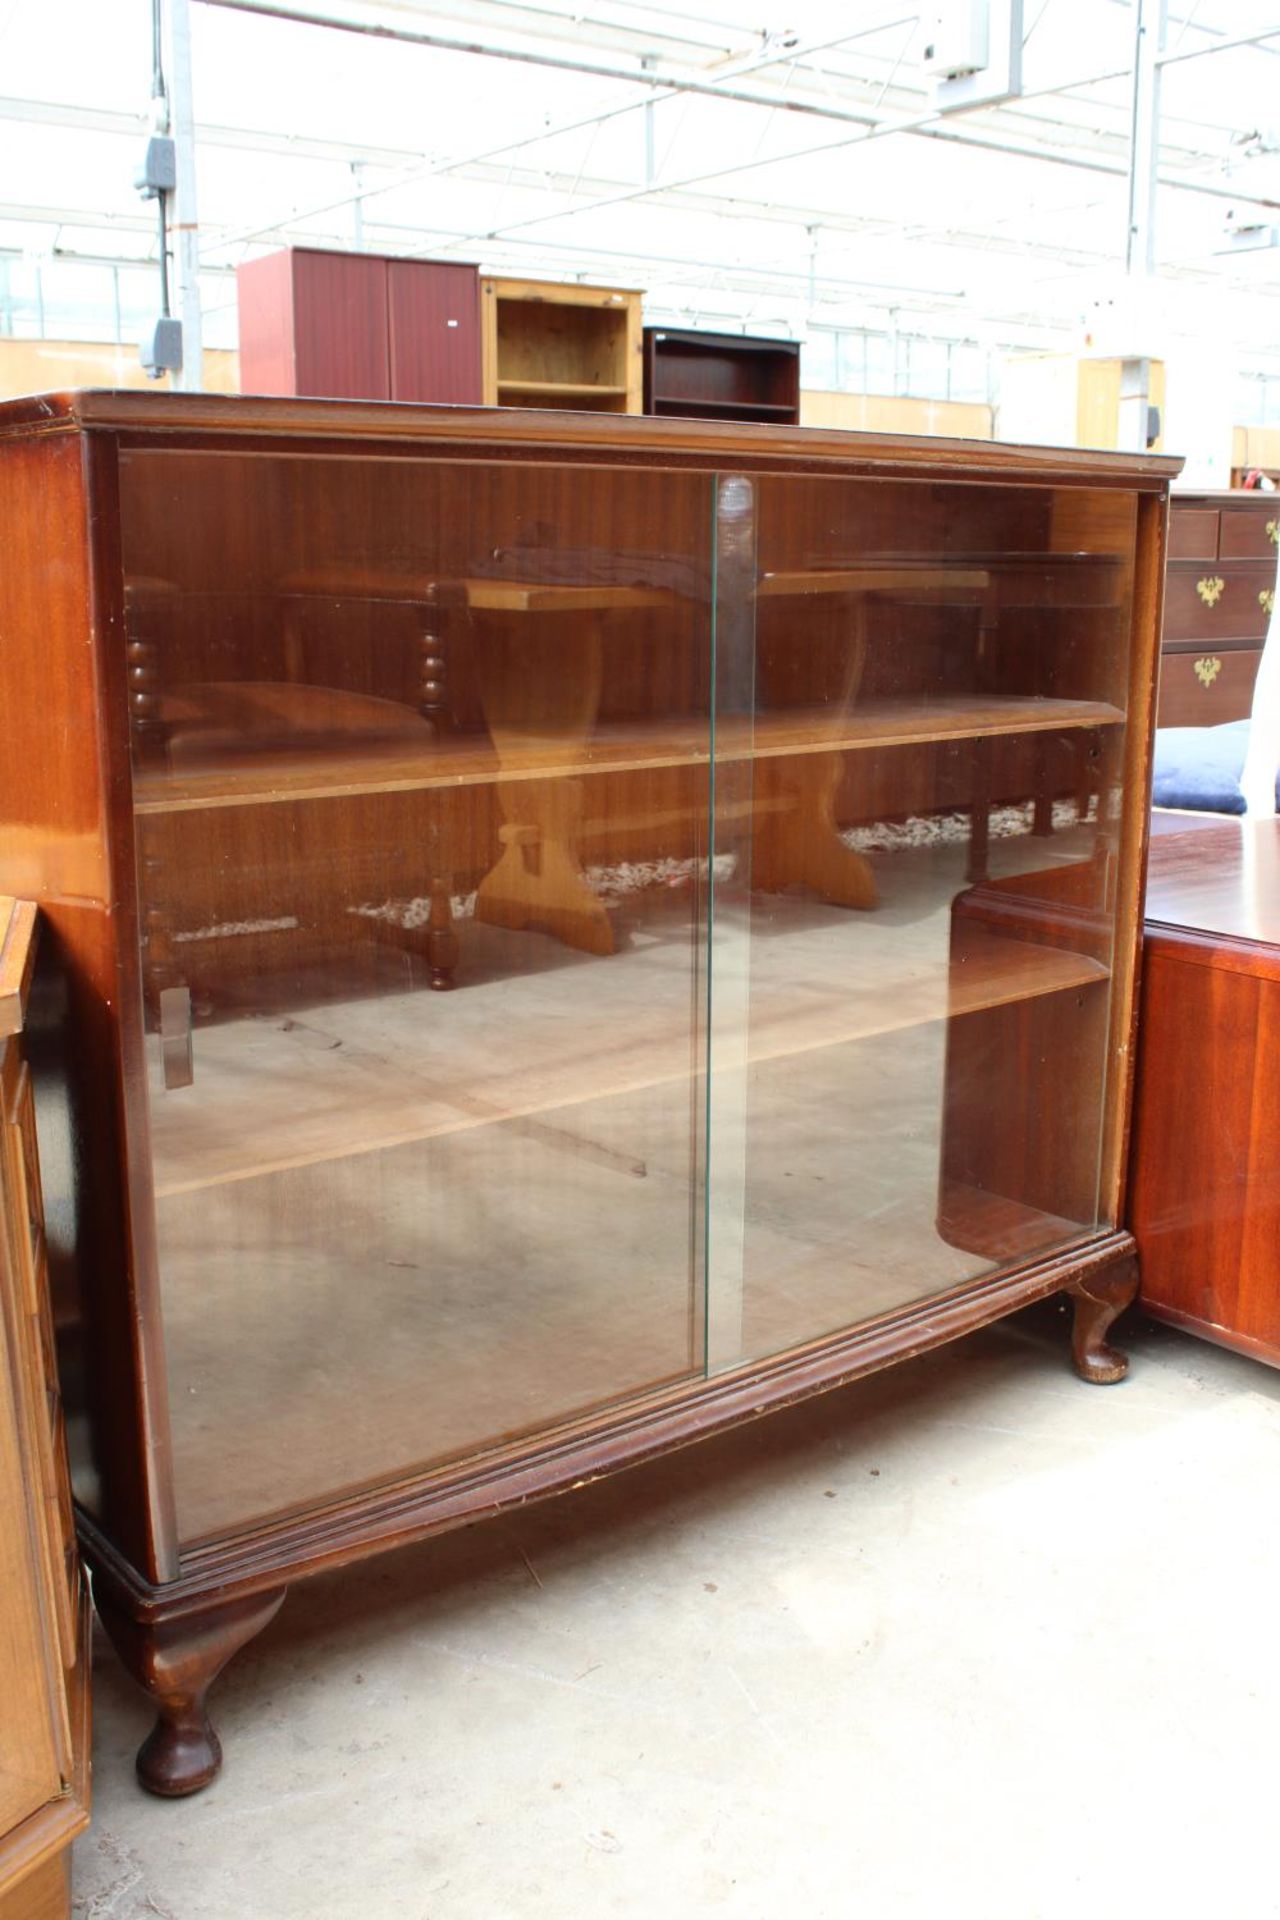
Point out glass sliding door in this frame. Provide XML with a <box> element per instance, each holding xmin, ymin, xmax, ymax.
<box><xmin>120</xmin><ymin>447</ymin><xmax>718</xmax><ymax>1543</ymax></box>
<box><xmin>705</xmin><ymin>472</ymin><xmax>1139</xmax><ymax>1371</ymax></box>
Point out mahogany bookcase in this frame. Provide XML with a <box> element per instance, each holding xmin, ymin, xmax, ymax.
<box><xmin>0</xmin><ymin>392</ymin><xmax>1176</xmax><ymax>1796</ymax></box>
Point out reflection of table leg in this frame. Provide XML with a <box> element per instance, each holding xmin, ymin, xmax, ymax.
<box><xmin>475</xmin><ymin>778</ymin><xmax>613</xmax><ymax>954</ymax></box>
<box><xmin>473</xmin><ymin>610</ymin><xmax>613</xmax><ymax>956</ymax></box>
<box><xmin>424</xmin><ymin>873</ymin><xmax>459</xmax><ymax>988</ymax></box>
<box><xmin>968</xmin><ymin>737</ymin><xmax>992</xmax><ymax>883</ymax></box>
<box><xmin>750</xmin><ymin>597</ymin><xmax>876</xmax><ymax>909</ymax></box>
<box><xmin>1032</xmin><ymin>791</ymin><xmax>1054</xmax><ymax>838</ymax></box>
<box><xmin>749</xmin><ymin>753</ymin><xmax>877</xmax><ymax>909</ymax></box>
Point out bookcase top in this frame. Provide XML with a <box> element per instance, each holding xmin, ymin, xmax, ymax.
<box><xmin>0</xmin><ymin>388</ymin><xmax>1183</xmax><ymax>486</ymax></box>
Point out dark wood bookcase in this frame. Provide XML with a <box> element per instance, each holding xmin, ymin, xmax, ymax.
<box><xmin>0</xmin><ymin>392</ymin><xmax>1175</xmax><ymax>1800</ymax></box>
<box><xmin>643</xmin><ymin>327</ymin><xmax>801</xmax><ymax>424</ymax></box>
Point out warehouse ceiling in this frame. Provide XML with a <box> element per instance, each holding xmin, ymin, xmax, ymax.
<box><xmin>1</xmin><ymin>0</ymin><xmax>1279</xmax><ymax>369</ymax></box>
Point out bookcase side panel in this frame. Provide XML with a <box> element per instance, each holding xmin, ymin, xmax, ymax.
<box><xmin>0</xmin><ymin>426</ymin><xmax>178</xmax><ymax>1582</ymax></box>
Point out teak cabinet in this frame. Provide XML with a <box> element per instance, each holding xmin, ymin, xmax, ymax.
<box><xmin>0</xmin><ymin>900</ymin><xmax>90</xmax><ymax>1919</ymax></box>
<box><xmin>1132</xmin><ymin>817</ymin><xmax>1280</xmax><ymax>1365</ymax></box>
<box><xmin>643</xmin><ymin>327</ymin><xmax>801</xmax><ymax>425</ymax></box>
<box><xmin>0</xmin><ymin>392</ymin><xmax>1176</xmax><ymax>1798</ymax></box>
<box><xmin>237</xmin><ymin>248</ymin><xmax>483</xmax><ymax>404</ymax></box>
<box><xmin>1159</xmin><ymin>491</ymin><xmax>1279</xmax><ymax>728</ymax></box>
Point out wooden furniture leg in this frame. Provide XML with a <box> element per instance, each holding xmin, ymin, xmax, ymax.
<box><xmin>749</xmin><ymin>753</ymin><xmax>877</xmax><ymax>908</ymax></box>
<box><xmin>750</xmin><ymin>595</ymin><xmax>876</xmax><ymax>909</ymax></box>
<box><xmin>474</xmin><ymin>608</ymin><xmax>614</xmax><ymax>954</ymax></box>
<box><xmin>967</xmin><ymin>735</ymin><xmax>992</xmax><ymax>883</ymax></box>
<box><xmin>138</xmin><ymin>841</ymin><xmax>195</xmax><ymax>1089</ymax></box>
<box><xmin>1066</xmin><ymin>1255</ymin><xmax>1139</xmax><ymax>1383</ymax></box>
<box><xmin>476</xmin><ymin>780</ymin><xmax>613</xmax><ymax>953</ymax></box>
<box><xmin>95</xmin><ymin>1585</ymin><xmax>287</xmax><ymax>1797</ymax></box>
<box><xmin>403</xmin><ymin>585</ymin><xmax>463</xmax><ymax>986</ymax></box>
<box><xmin>423</xmin><ymin>871</ymin><xmax>459</xmax><ymax>988</ymax></box>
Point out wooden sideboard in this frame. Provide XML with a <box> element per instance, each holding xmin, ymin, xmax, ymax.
<box><xmin>1159</xmin><ymin>491</ymin><xmax>1278</xmax><ymax>728</ymax></box>
<box><xmin>0</xmin><ymin>391</ymin><xmax>1176</xmax><ymax>1797</ymax></box>
<box><xmin>1132</xmin><ymin>815</ymin><xmax>1280</xmax><ymax>1363</ymax></box>
<box><xmin>0</xmin><ymin>900</ymin><xmax>90</xmax><ymax>1920</ymax></box>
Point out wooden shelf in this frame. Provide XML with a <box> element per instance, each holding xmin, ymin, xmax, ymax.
<box><xmin>762</xmin><ymin>554</ymin><xmax>1126</xmax><ymax>609</ymax></box>
<box><xmin>496</xmin><ymin>380</ymin><xmax>630</xmax><ymax>399</ymax></box>
<box><xmin>133</xmin><ymin>694</ymin><xmax>1124</xmax><ymax>817</ymax></box>
<box><xmin>148</xmin><ymin>919</ymin><xmax>1109</xmax><ymax>1199</ymax></box>
<box><xmin>281</xmin><ymin>570</ymin><xmax>675</xmax><ymax>614</ymax></box>
<box><xmin>279</xmin><ymin>553</ymin><xmax>1121</xmax><ymax>609</ymax></box>
<box><xmin>652</xmin><ymin>397</ymin><xmax>799</xmax><ymax>418</ymax></box>
<box><xmin>937</xmin><ymin>1180</ymin><xmax>1089</xmax><ymax>1265</ymax></box>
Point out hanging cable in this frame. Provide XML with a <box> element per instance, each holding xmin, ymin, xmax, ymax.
<box><xmin>151</xmin><ymin>0</ymin><xmax>169</xmax><ymax>128</ymax></box>
<box><xmin>156</xmin><ymin>196</ymin><xmax>171</xmax><ymax>320</ymax></box>
<box><xmin>152</xmin><ymin>0</ymin><xmax>171</xmax><ymax>317</ymax></box>
<box><xmin>137</xmin><ymin>0</ymin><xmax>181</xmax><ymax>372</ymax></box>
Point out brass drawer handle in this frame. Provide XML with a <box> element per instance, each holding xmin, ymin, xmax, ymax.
<box><xmin>1194</xmin><ymin>656</ymin><xmax>1222</xmax><ymax>688</ymax></box>
<box><xmin>1260</xmin><ymin>588</ymin><xmax>1276</xmax><ymax>618</ymax></box>
<box><xmin>1268</xmin><ymin>519</ymin><xmax>1279</xmax><ymax>546</ymax></box>
<box><xmin>1196</xmin><ymin>576</ymin><xmax>1225</xmax><ymax>607</ymax></box>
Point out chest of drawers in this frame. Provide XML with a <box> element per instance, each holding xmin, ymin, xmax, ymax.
<box><xmin>1160</xmin><ymin>492</ymin><xmax>1279</xmax><ymax>727</ymax></box>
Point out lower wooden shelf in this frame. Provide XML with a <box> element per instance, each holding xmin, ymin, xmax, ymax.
<box><xmin>153</xmin><ymin>981</ymin><xmax>1105</xmax><ymax>1544</ymax></box>
<box><xmin>938</xmin><ymin>1179</ymin><xmax>1090</xmax><ymax>1265</ymax></box>
<box><xmin>495</xmin><ymin>380</ymin><xmax>629</xmax><ymax>401</ymax></box>
<box><xmin>147</xmin><ymin>878</ymin><xmax>1109</xmax><ymax>1198</ymax></box>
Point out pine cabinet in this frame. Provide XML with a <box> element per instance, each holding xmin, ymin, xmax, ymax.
<box><xmin>480</xmin><ymin>277</ymin><xmax>642</xmax><ymax>410</ymax></box>
<box><xmin>0</xmin><ymin>900</ymin><xmax>90</xmax><ymax>1918</ymax></box>
<box><xmin>0</xmin><ymin>392</ymin><xmax>1176</xmax><ymax>1798</ymax></box>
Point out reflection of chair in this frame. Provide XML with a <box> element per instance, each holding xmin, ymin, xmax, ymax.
<box><xmin>155</xmin><ymin>680</ymin><xmax>433</xmax><ymax>764</ymax></box>
<box><xmin>138</xmin><ymin>680</ymin><xmax>459</xmax><ymax>1013</ymax></box>
<box><xmin>127</xmin><ymin>584</ymin><xmax>467</xmax><ymax>1084</ymax></box>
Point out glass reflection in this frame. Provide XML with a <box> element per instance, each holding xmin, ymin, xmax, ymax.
<box><xmin>121</xmin><ymin>450</ymin><xmax>713</xmax><ymax>1542</ymax></box>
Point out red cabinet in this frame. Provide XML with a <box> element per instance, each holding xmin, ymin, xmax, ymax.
<box><xmin>237</xmin><ymin>248</ymin><xmax>481</xmax><ymax>405</ymax></box>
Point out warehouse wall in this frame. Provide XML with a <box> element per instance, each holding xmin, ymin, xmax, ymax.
<box><xmin>0</xmin><ymin>338</ymin><xmax>240</xmax><ymax>397</ymax></box>
<box><xmin>800</xmin><ymin>390</ymin><xmax>993</xmax><ymax>438</ymax></box>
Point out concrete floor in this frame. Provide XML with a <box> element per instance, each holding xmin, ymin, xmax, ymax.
<box><xmin>70</xmin><ymin>1300</ymin><xmax>1280</xmax><ymax>1920</ymax></box>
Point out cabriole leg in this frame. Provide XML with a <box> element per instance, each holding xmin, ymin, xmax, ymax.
<box><xmin>1067</xmin><ymin>1255</ymin><xmax>1139</xmax><ymax>1384</ymax></box>
<box><xmin>95</xmin><ymin>1585</ymin><xmax>287</xmax><ymax>1797</ymax></box>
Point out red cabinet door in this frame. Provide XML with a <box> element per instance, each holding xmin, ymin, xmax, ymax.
<box><xmin>292</xmin><ymin>250</ymin><xmax>391</xmax><ymax>401</ymax></box>
<box><xmin>388</xmin><ymin>261</ymin><xmax>482</xmax><ymax>405</ymax></box>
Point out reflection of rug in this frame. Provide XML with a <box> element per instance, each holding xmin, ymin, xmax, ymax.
<box><xmin>845</xmin><ymin>798</ymin><xmax>1089</xmax><ymax>853</ymax></box>
<box><xmin>351</xmin><ymin>803</ymin><xmax>1093</xmax><ymax>929</ymax></box>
